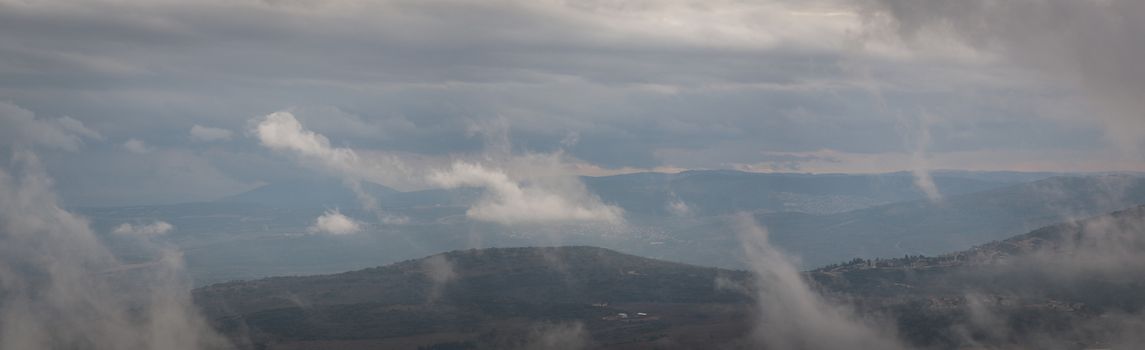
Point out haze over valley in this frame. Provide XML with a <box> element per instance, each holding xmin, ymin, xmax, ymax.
<box><xmin>2</xmin><ymin>0</ymin><xmax>1144</xmax><ymax>349</ymax></box>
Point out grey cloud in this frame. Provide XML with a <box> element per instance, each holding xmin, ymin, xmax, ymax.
<box><xmin>0</xmin><ymin>101</ymin><xmax>101</xmax><ymax>151</ymax></box>
<box><xmin>189</xmin><ymin>125</ymin><xmax>233</xmax><ymax>142</ymax></box>
<box><xmin>123</xmin><ymin>138</ymin><xmax>152</xmax><ymax>154</ymax></box>
<box><xmin>863</xmin><ymin>0</ymin><xmax>1145</xmax><ymax>153</ymax></box>
<box><xmin>0</xmin><ymin>1</ymin><xmax>1135</xmax><ymax>204</ymax></box>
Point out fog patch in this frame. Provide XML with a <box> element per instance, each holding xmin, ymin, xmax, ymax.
<box><xmin>518</xmin><ymin>321</ymin><xmax>592</xmax><ymax>350</ymax></box>
<box><xmin>886</xmin><ymin>206</ymin><xmax>1145</xmax><ymax>348</ymax></box>
<box><xmin>0</xmin><ymin>151</ymin><xmax>228</xmax><ymax>349</ymax></box>
<box><xmin>420</xmin><ymin>254</ymin><xmax>456</xmax><ymax>303</ymax></box>
<box><xmin>734</xmin><ymin>214</ymin><xmax>904</xmax><ymax>350</ymax></box>
<box><xmin>123</xmin><ymin>138</ymin><xmax>152</xmax><ymax>154</ymax></box>
<box><xmin>903</xmin><ymin>113</ymin><xmax>941</xmax><ymax>202</ymax></box>
<box><xmin>851</xmin><ymin>64</ymin><xmax>942</xmax><ymax>202</ymax></box>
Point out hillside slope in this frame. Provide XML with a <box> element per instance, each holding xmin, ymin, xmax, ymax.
<box><xmin>195</xmin><ymin>247</ymin><xmax>752</xmax><ymax>349</ymax></box>
<box><xmin>811</xmin><ymin>205</ymin><xmax>1145</xmax><ymax>348</ymax></box>
<box><xmin>195</xmin><ymin>206</ymin><xmax>1145</xmax><ymax>349</ymax></box>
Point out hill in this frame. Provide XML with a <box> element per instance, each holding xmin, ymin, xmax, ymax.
<box><xmin>194</xmin><ymin>247</ymin><xmax>752</xmax><ymax>349</ymax></box>
<box><xmin>810</xmin><ymin>205</ymin><xmax>1145</xmax><ymax>348</ymax></box>
<box><xmin>194</xmin><ymin>206</ymin><xmax>1145</xmax><ymax>349</ymax></box>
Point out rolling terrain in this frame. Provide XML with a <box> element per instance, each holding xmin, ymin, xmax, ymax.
<box><xmin>194</xmin><ymin>247</ymin><xmax>753</xmax><ymax>349</ymax></box>
<box><xmin>196</xmin><ymin>206</ymin><xmax>1145</xmax><ymax>349</ymax></box>
<box><xmin>810</xmin><ymin>205</ymin><xmax>1145</xmax><ymax>349</ymax></box>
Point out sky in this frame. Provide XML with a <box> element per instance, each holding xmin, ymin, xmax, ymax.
<box><xmin>0</xmin><ymin>0</ymin><xmax>1142</xmax><ymax>206</ymax></box>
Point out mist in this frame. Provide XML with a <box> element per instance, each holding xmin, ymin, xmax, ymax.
<box><xmin>1</xmin><ymin>1</ymin><xmax>1142</xmax><ymax>348</ymax></box>
<box><xmin>734</xmin><ymin>214</ymin><xmax>904</xmax><ymax>349</ymax></box>
<box><xmin>0</xmin><ymin>151</ymin><xmax>228</xmax><ymax>350</ymax></box>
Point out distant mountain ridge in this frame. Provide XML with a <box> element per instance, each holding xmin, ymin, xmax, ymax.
<box><xmin>217</xmin><ymin>170</ymin><xmax>1019</xmax><ymax>215</ymax></box>
<box><xmin>79</xmin><ymin>172</ymin><xmax>1145</xmax><ymax>285</ymax></box>
<box><xmin>626</xmin><ymin>174</ymin><xmax>1145</xmax><ymax>269</ymax></box>
<box><xmin>216</xmin><ymin>179</ymin><xmax>483</xmax><ymax>210</ymax></box>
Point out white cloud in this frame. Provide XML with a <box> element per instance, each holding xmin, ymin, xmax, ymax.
<box><xmin>0</xmin><ymin>101</ymin><xmax>102</xmax><ymax>151</ymax></box>
<box><xmin>430</xmin><ymin>162</ymin><xmax>624</xmax><ymax>225</ymax></box>
<box><xmin>252</xmin><ymin>111</ymin><xmax>416</xmax><ymax>214</ymax></box>
<box><xmin>122</xmin><ymin>138</ymin><xmax>151</xmax><ymax>154</ymax></box>
<box><xmin>111</xmin><ymin>221</ymin><xmax>173</xmax><ymax>236</ymax></box>
<box><xmin>255</xmin><ymin>111</ymin><xmax>354</xmax><ymax>162</ymax></box>
<box><xmin>252</xmin><ymin>111</ymin><xmax>410</xmax><ymax>184</ymax></box>
<box><xmin>189</xmin><ymin>125</ymin><xmax>233</xmax><ymax>142</ymax></box>
<box><xmin>308</xmin><ymin>209</ymin><xmax>362</xmax><ymax>235</ymax></box>
<box><xmin>254</xmin><ymin>111</ymin><xmax>624</xmax><ymax>225</ymax></box>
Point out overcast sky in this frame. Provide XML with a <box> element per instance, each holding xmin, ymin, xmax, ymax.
<box><xmin>1</xmin><ymin>0</ymin><xmax>1141</xmax><ymax>206</ymax></box>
